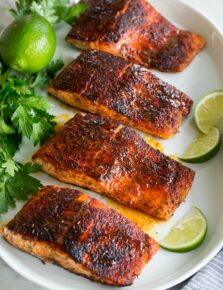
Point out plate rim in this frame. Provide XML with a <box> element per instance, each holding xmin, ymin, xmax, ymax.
<box><xmin>1</xmin><ymin>0</ymin><xmax>223</xmax><ymax>289</ymax></box>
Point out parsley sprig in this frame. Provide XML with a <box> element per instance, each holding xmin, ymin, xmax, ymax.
<box><xmin>10</xmin><ymin>0</ymin><xmax>87</xmax><ymax>26</ymax></box>
<box><xmin>0</xmin><ymin>58</ymin><xmax>63</xmax><ymax>213</ymax></box>
<box><xmin>0</xmin><ymin>0</ymin><xmax>85</xmax><ymax>213</ymax></box>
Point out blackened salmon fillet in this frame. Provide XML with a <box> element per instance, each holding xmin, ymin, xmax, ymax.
<box><xmin>1</xmin><ymin>186</ymin><xmax>159</xmax><ymax>286</ymax></box>
<box><xmin>32</xmin><ymin>113</ymin><xmax>195</xmax><ymax>220</ymax></box>
<box><xmin>66</xmin><ymin>0</ymin><xmax>205</xmax><ymax>72</ymax></box>
<box><xmin>48</xmin><ymin>49</ymin><xmax>193</xmax><ymax>139</ymax></box>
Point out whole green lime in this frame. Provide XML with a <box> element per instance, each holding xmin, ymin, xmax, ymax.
<box><xmin>0</xmin><ymin>14</ymin><xmax>56</xmax><ymax>73</ymax></box>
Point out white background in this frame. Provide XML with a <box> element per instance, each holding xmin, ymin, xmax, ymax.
<box><xmin>0</xmin><ymin>0</ymin><xmax>222</xmax><ymax>289</ymax></box>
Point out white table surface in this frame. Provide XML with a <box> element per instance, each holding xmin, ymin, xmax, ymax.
<box><xmin>0</xmin><ymin>0</ymin><xmax>222</xmax><ymax>289</ymax></box>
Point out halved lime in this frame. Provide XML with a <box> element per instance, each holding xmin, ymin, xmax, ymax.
<box><xmin>160</xmin><ymin>208</ymin><xmax>207</xmax><ymax>253</ymax></box>
<box><xmin>179</xmin><ymin>127</ymin><xmax>221</xmax><ymax>163</ymax></box>
<box><xmin>195</xmin><ymin>90</ymin><xmax>223</xmax><ymax>134</ymax></box>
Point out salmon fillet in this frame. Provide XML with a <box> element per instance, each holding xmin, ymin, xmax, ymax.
<box><xmin>66</xmin><ymin>0</ymin><xmax>205</xmax><ymax>72</ymax></box>
<box><xmin>1</xmin><ymin>186</ymin><xmax>159</xmax><ymax>286</ymax></box>
<box><xmin>32</xmin><ymin>113</ymin><xmax>195</xmax><ymax>220</ymax></box>
<box><xmin>48</xmin><ymin>49</ymin><xmax>193</xmax><ymax>139</ymax></box>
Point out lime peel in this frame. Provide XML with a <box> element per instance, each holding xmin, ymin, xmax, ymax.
<box><xmin>195</xmin><ymin>90</ymin><xmax>223</xmax><ymax>134</ymax></box>
<box><xmin>159</xmin><ymin>207</ymin><xmax>207</xmax><ymax>253</ymax></box>
<box><xmin>179</xmin><ymin>127</ymin><xmax>221</xmax><ymax>163</ymax></box>
<box><xmin>0</xmin><ymin>14</ymin><xmax>56</xmax><ymax>73</ymax></box>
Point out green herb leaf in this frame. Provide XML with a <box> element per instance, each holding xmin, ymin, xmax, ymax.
<box><xmin>2</xmin><ymin>158</ymin><xmax>19</xmax><ymax>176</ymax></box>
<box><xmin>0</xmin><ymin>117</ymin><xmax>15</xmax><ymax>135</ymax></box>
<box><xmin>0</xmin><ymin>57</ymin><xmax>58</xmax><ymax>146</ymax></box>
<box><xmin>0</xmin><ymin>191</ymin><xmax>8</xmax><ymax>213</ymax></box>
<box><xmin>10</xmin><ymin>0</ymin><xmax>34</xmax><ymax>18</ymax></box>
<box><xmin>20</xmin><ymin>95</ymin><xmax>52</xmax><ymax>110</ymax></box>
<box><xmin>0</xmin><ymin>54</ymin><xmax>61</xmax><ymax>214</ymax></box>
<box><xmin>0</xmin><ymin>154</ymin><xmax>42</xmax><ymax>213</ymax></box>
<box><xmin>21</xmin><ymin>162</ymin><xmax>41</xmax><ymax>173</ymax></box>
<box><xmin>30</xmin><ymin>0</ymin><xmax>59</xmax><ymax>25</ymax></box>
<box><xmin>0</xmin><ymin>135</ymin><xmax>22</xmax><ymax>157</ymax></box>
<box><xmin>32</xmin><ymin>120</ymin><xmax>53</xmax><ymax>145</ymax></box>
<box><xmin>55</xmin><ymin>2</ymin><xmax>87</xmax><ymax>25</ymax></box>
<box><xmin>31</xmin><ymin>58</ymin><xmax>64</xmax><ymax>88</ymax></box>
<box><xmin>0</xmin><ymin>163</ymin><xmax>42</xmax><ymax>211</ymax></box>
<box><xmin>12</xmin><ymin>105</ymin><xmax>33</xmax><ymax>138</ymax></box>
<box><xmin>11</xmin><ymin>0</ymin><xmax>87</xmax><ymax>26</ymax></box>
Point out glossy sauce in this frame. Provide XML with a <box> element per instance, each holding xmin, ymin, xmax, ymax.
<box><xmin>108</xmin><ymin>199</ymin><xmax>161</xmax><ymax>233</ymax></box>
<box><xmin>54</xmin><ymin>114</ymin><xmax>71</xmax><ymax>132</ymax></box>
<box><xmin>169</xmin><ymin>154</ymin><xmax>183</xmax><ymax>163</ymax></box>
<box><xmin>169</xmin><ymin>154</ymin><xmax>178</xmax><ymax>160</ymax></box>
<box><xmin>144</xmin><ymin>136</ymin><xmax>164</xmax><ymax>153</ymax></box>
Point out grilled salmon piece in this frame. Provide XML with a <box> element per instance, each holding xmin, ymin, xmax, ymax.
<box><xmin>48</xmin><ymin>49</ymin><xmax>193</xmax><ymax>139</ymax></box>
<box><xmin>66</xmin><ymin>0</ymin><xmax>205</xmax><ymax>72</ymax></box>
<box><xmin>32</xmin><ymin>113</ymin><xmax>195</xmax><ymax>220</ymax></box>
<box><xmin>1</xmin><ymin>186</ymin><xmax>159</xmax><ymax>286</ymax></box>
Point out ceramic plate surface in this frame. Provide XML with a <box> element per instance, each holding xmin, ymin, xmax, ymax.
<box><xmin>0</xmin><ymin>0</ymin><xmax>223</xmax><ymax>289</ymax></box>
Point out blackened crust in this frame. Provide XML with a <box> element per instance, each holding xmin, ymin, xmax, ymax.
<box><xmin>66</xmin><ymin>0</ymin><xmax>205</xmax><ymax>72</ymax></box>
<box><xmin>33</xmin><ymin>113</ymin><xmax>195</xmax><ymax>219</ymax></box>
<box><xmin>4</xmin><ymin>186</ymin><xmax>159</xmax><ymax>286</ymax></box>
<box><xmin>48</xmin><ymin>49</ymin><xmax>193</xmax><ymax>138</ymax></box>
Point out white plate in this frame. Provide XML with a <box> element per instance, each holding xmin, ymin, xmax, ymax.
<box><xmin>1</xmin><ymin>0</ymin><xmax>223</xmax><ymax>289</ymax></box>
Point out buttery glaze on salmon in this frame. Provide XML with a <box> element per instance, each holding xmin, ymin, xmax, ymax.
<box><xmin>1</xmin><ymin>186</ymin><xmax>159</xmax><ymax>286</ymax></box>
<box><xmin>66</xmin><ymin>0</ymin><xmax>205</xmax><ymax>72</ymax></box>
<box><xmin>33</xmin><ymin>113</ymin><xmax>195</xmax><ymax>220</ymax></box>
<box><xmin>48</xmin><ymin>49</ymin><xmax>193</xmax><ymax>139</ymax></box>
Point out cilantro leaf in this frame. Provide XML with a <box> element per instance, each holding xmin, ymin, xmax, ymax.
<box><xmin>20</xmin><ymin>95</ymin><xmax>52</xmax><ymax>110</ymax></box>
<box><xmin>8</xmin><ymin>59</ymin><xmax>63</xmax><ymax>90</ymax></box>
<box><xmin>0</xmin><ymin>9</ymin><xmax>67</xmax><ymax>214</ymax></box>
<box><xmin>11</xmin><ymin>0</ymin><xmax>87</xmax><ymax>26</ymax></box>
<box><xmin>55</xmin><ymin>2</ymin><xmax>87</xmax><ymax>25</ymax></box>
<box><xmin>30</xmin><ymin>0</ymin><xmax>59</xmax><ymax>25</ymax></box>
<box><xmin>4</xmin><ymin>183</ymin><xmax>16</xmax><ymax>207</ymax></box>
<box><xmin>0</xmin><ymin>162</ymin><xmax>42</xmax><ymax>212</ymax></box>
<box><xmin>0</xmin><ymin>191</ymin><xmax>8</xmax><ymax>213</ymax></box>
<box><xmin>10</xmin><ymin>0</ymin><xmax>34</xmax><ymax>18</ymax></box>
<box><xmin>0</xmin><ymin>59</ymin><xmax>58</xmax><ymax>146</ymax></box>
<box><xmin>0</xmin><ymin>55</ymin><xmax>60</xmax><ymax>214</ymax></box>
<box><xmin>0</xmin><ymin>135</ymin><xmax>22</xmax><ymax>157</ymax></box>
<box><xmin>2</xmin><ymin>158</ymin><xmax>19</xmax><ymax>176</ymax></box>
<box><xmin>12</xmin><ymin>105</ymin><xmax>33</xmax><ymax>138</ymax></box>
<box><xmin>32</xmin><ymin>119</ymin><xmax>54</xmax><ymax>145</ymax></box>
<box><xmin>11</xmin><ymin>104</ymin><xmax>55</xmax><ymax>145</ymax></box>
<box><xmin>0</xmin><ymin>135</ymin><xmax>43</xmax><ymax>213</ymax></box>
<box><xmin>0</xmin><ymin>117</ymin><xmax>15</xmax><ymax>135</ymax></box>
<box><xmin>31</xmin><ymin>58</ymin><xmax>64</xmax><ymax>89</ymax></box>
<box><xmin>0</xmin><ymin>59</ymin><xmax>7</xmax><ymax>76</ymax></box>
<box><xmin>8</xmin><ymin>163</ymin><xmax>42</xmax><ymax>199</ymax></box>
<box><xmin>21</xmin><ymin>162</ymin><xmax>41</xmax><ymax>173</ymax></box>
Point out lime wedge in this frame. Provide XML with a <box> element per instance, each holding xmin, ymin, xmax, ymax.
<box><xmin>179</xmin><ymin>127</ymin><xmax>221</xmax><ymax>163</ymax></box>
<box><xmin>195</xmin><ymin>90</ymin><xmax>223</xmax><ymax>134</ymax></box>
<box><xmin>160</xmin><ymin>208</ymin><xmax>207</xmax><ymax>253</ymax></box>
